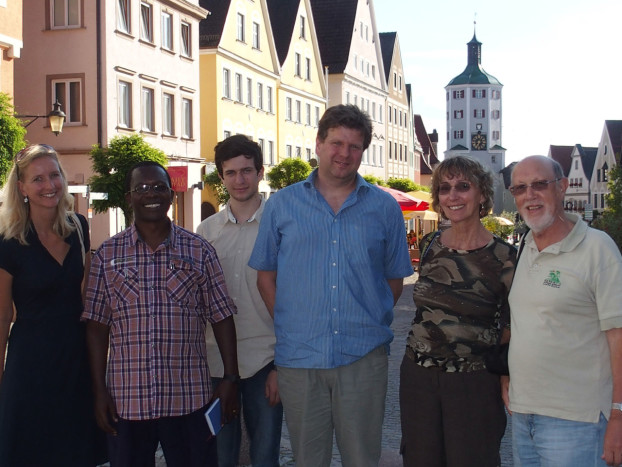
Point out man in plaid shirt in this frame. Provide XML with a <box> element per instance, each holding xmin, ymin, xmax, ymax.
<box><xmin>83</xmin><ymin>161</ymin><xmax>239</xmax><ymax>467</ymax></box>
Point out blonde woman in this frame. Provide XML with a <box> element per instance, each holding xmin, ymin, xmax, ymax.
<box><xmin>0</xmin><ymin>144</ymin><xmax>106</xmax><ymax>466</ymax></box>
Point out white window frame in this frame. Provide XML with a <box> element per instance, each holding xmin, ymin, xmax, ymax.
<box><xmin>237</xmin><ymin>13</ymin><xmax>245</xmax><ymax>42</ymax></box>
<box><xmin>252</xmin><ymin>22</ymin><xmax>260</xmax><ymax>49</ymax></box>
<box><xmin>162</xmin><ymin>92</ymin><xmax>174</xmax><ymax>136</ymax></box>
<box><xmin>295</xmin><ymin>100</ymin><xmax>301</xmax><ymax>123</ymax></box>
<box><xmin>140</xmin><ymin>2</ymin><xmax>153</xmax><ymax>42</ymax></box>
<box><xmin>295</xmin><ymin>53</ymin><xmax>301</xmax><ymax>77</ymax></box>
<box><xmin>52</xmin><ymin>77</ymin><xmax>82</xmax><ymax>125</ymax></box>
<box><xmin>305</xmin><ymin>57</ymin><xmax>311</xmax><ymax>81</ymax></box>
<box><xmin>246</xmin><ymin>77</ymin><xmax>253</xmax><ymax>106</ymax></box>
<box><xmin>257</xmin><ymin>82</ymin><xmax>263</xmax><ymax>110</ymax></box>
<box><xmin>267</xmin><ymin>86</ymin><xmax>273</xmax><ymax>113</ymax></box>
<box><xmin>180</xmin><ymin>22</ymin><xmax>191</xmax><ymax>57</ymax></box>
<box><xmin>300</xmin><ymin>15</ymin><xmax>306</xmax><ymax>39</ymax></box>
<box><xmin>118</xmin><ymin>80</ymin><xmax>132</xmax><ymax>128</ymax></box>
<box><xmin>235</xmin><ymin>73</ymin><xmax>243</xmax><ymax>102</ymax></box>
<box><xmin>141</xmin><ymin>87</ymin><xmax>155</xmax><ymax>132</ymax></box>
<box><xmin>117</xmin><ymin>0</ymin><xmax>130</xmax><ymax>33</ymax></box>
<box><xmin>268</xmin><ymin>140</ymin><xmax>274</xmax><ymax>165</ymax></box>
<box><xmin>223</xmin><ymin>69</ymin><xmax>231</xmax><ymax>99</ymax></box>
<box><xmin>286</xmin><ymin>97</ymin><xmax>292</xmax><ymax>120</ymax></box>
<box><xmin>52</xmin><ymin>0</ymin><xmax>81</xmax><ymax>29</ymax></box>
<box><xmin>306</xmin><ymin>103</ymin><xmax>311</xmax><ymax>126</ymax></box>
<box><xmin>286</xmin><ymin>145</ymin><xmax>292</xmax><ymax>158</ymax></box>
<box><xmin>182</xmin><ymin>98</ymin><xmax>193</xmax><ymax>139</ymax></box>
<box><xmin>161</xmin><ymin>12</ymin><xmax>173</xmax><ymax>50</ymax></box>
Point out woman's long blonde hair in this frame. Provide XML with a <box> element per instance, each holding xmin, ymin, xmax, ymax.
<box><xmin>0</xmin><ymin>144</ymin><xmax>76</xmax><ymax>245</ymax></box>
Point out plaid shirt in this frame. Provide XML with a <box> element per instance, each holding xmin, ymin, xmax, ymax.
<box><xmin>82</xmin><ymin>223</ymin><xmax>236</xmax><ymax>420</ymax></box>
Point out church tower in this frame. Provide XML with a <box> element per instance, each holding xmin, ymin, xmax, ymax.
<box><xmin>445</xmin><ymin>28</ymin><xmax>505</xmax><ymax>212</ymax></box>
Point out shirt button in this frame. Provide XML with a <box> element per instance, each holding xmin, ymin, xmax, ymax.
<box><xmin>334</xmin><ymin>330</ymin><xmax>338</xmax><ymax>335</ymax></box>
<box><xmin>332</xmin><ymin>285</ymin><xmax>337</xmax><ymax>289</ymax></box>
<box><xmin>332</xmin><ymin>262</ymin><xmax>336</xmax><ymax>267</ymax></box>
<box><xmin>333</xmin><ymin>308</ymin><xmax>337</xmax><ymax>312</ymax></box>
<box><xmin>332</xmin><ymin>240</ymin><xmax>337</xmax><ymax>244</ymax></box>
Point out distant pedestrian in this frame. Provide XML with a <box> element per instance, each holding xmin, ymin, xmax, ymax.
<box><xmin>0</xmin><ymin>144</ymin><xmax>107</xmax><ymax>466</ymax></box>
<box><xmin>505</xmin><ymin>155</ymin><xmax>622</xmax><ymax>466</ymax></box>
<box><xmin>400</xmin><ymin>156</ymin><xmax>516</xmax><ymax>467</ymax></box>
<box><xmin>83</xmin><ymin>161</ymin><xmax>240</xmax><ymax>467</ymax></box>
<box><xmin>197</xmin><ymin>135</ymin><xmax>283</xmax><ymax>467</ymax></box>
<box><xmin>250</xmin><ymin>104</ymin><xmax>412</xmax><ymax>466</ymax></box>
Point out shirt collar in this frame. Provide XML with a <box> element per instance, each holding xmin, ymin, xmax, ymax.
<box><xmin>303</xmin><ymin>168</ymin><xmax>370</xmax><ymax>194</ymax></box>
<box><xmin>225</xmin><ymin>197</ymin><xmax>265</xmax><ymax>224</ymax></box>
<box><xmin>129</xmin><ymin>220</ymin><xmax>175</xmax><ymax>249</ymax></box>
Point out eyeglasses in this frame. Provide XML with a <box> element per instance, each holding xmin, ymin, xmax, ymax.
<box><xmin>509</xmin><ymin>178</ymin><xmax>561</xmax><ymax>197</ymax></box>
<box><xmin>129</xmin><ymin>183</ymin><xmax>171</xmax><ymax>194</ymax></box>
<box><xmin>438</xmin><ymin>181</ymin><xmax>472</xmax><ymax>195</ymax></box>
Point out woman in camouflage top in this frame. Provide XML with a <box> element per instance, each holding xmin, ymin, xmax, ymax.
<box><xmin>400</xmin><ymin>156</ymin><xmax>516</xmax><ymax>467</ymax></box>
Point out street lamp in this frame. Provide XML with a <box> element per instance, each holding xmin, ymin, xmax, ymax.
<box><xmin>16</xmin><ymin>100</ymin><xmax>66</xmax><ymax>135</ymax></box>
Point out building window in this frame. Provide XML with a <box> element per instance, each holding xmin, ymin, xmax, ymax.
<box><xmin>372</xmin><ymin>65</ymin><xmax>375</xmax><ymax>79</ymax></box>
<box><xmin>52</xmin><ymin>0</ymin><xmax>80</xmax><ymax>29</ymax></box>
<box><xmin>182</xmin><ymin>98</ymin><xmax>192</xmax><ymax>138</ymax></box>
<box><xmin>162</xmin><ymin>92</ymin><xmax>174</xmax><ymax>135</ymax></box>
<box><xmin>286</xmin><ymin>97</ymin><xmax>292</xmax><ymax>120</ymax></box>
<box><xmin>222</xmin><ymin>69</ymin><xmax>232</xmax><ymax>99</ymax></box>
<box><xmin>258</xmin><ymin>138</ymin><xmax>265</xmax><ymax>157</ymax></box>
<box><xmin>472</xmin><ymin>89</ymin><xmax>486</xmax><ymax>98</ymax></box>
<box><xmin>300</xmin><ymin>15</ymin><xmax>306</xmax><ymax>38</ymax></box>
<box><xmin>237</xmin><ymin>13</ymin><xmax>245</xmax><ymax>42</ymax></box>
<box><xmin>118</xmin><ymin>80</ymin><xmax>132</xmax><ymax>128</ymax></box>
<box><xmin>296</xmin><ymin>146</ymin><xmax>302</xmax><ymax>158</ymax></box>
<box><xmin>453</xmin><ymin>130</ymin><xmax>463</xmax><ymax>139</ymax></box>
<box><xmin>399</xmin><ymin>76</ymin><xmax>402</xmax><ymax>91</ymax></box>
<box><xmin>251</xmin><ymin>21</ymin><xmax>260</xmax><ymax>49</ymax></box>
<box><xmin>453</xmin><ymin>90</ymin><xmax>464</xmax><ymax>99</ymax></box>
<box><xmin>295</xmin><ymin>53</ymin><xmax>301</xmax><ymax>77</ymax></box>
<box><xmin>379</xmin><ymin>105</ymin><xmax>383</xmax><ymax>123</ymax></box>
<box><xmin>305</xmin><ymin>58</ymin><xmax>311</xmax><ymax>80</ymax></box>
<box><xmin>604</xmin><ymin>168</ymin><xmax>609</xmax><ymax>182</ymax></box>
<box><xmin>141</xmin><ymin>87</ymin><xmax>154</xmax><ymax>132</ymax></box>
<box><xmin>491</xmin><ymin>155</ymin><xmax>497</xmax><ymax>163</ymax></box>
<box><xmin>379</xmin><ymin>146</ymin><xmax>383</xmax><ymax>166</ymax></box>
<box><xmin>393</xmin><ymin>72</ymin><xmax>397</xmax><ymax>89</ymax></box>
<box><xmin>295</xmin><ymin>100</ymin><xmax>301</xmax><ymax>123</ymax></box>
<box><xmin>224</xmin><ymin>130</ymin><xmax>231</xmax><ymax>139</ymax></box>
<box><xmin>492</xmin><ymin>130</ymin><xmax>500</xmax><ymax>140</ymax></box>
<box><xmin>354</xmin><ymin>54</ymin><xmax>358</xmax><ymax>70</ymax></box>
<box><xmin>399</xmin><ymin>145</ymin><xmax>402</xmax><ymax>161</ymax></box>
<box><xmin>161</xmin><ymin>12</ymin><xmax>172</xmax><ymax>50</ymax></box>
<box><xmin>492</xmin><ymin>110</ymin><xmax>500</xmax><ymax>119</ymax></box>
<box><xmin>139</xmin><ymin>2</ymin><xmax>153</xmax><ymax>42</ymax></box>
<box><xmin>492</xmin><ymin>90</ymin><xmax>500</xmax><ymax>99</ymax></box>
<box><xmin>246</xmin><ymin>78</ymin><xmax>253</xmax><ymax>105</ymax></box>
<box><xmin>306</xmin><ymin>103</ymin><xmax>311</xmax><ymax>125</ymax></box>
<box><xmin>235</xmin><ymin>73</ymin><xmax>242</xmax><ymax>102</ymax></box>
<box><xmin>52</xmin><ymin>78</ymin><xmax>82</xmax><ymax>124</ymax></box>
<box><xmin>180</xmin><ymin>22</ymin><xmax>191</xmax><ymax>57</ymax></box>
<box><xmin>388</xmin><ymin>105</ymin><xmax>392</xmax><ymax>123</ymax></box>
<box><xmin>345</xmin><ymin>91</ymin><xmax>350</xmax><ymax>104</ymax></box>
<box><xmin>268</xmin><ymin>140</ymin><xmax>274</xmax><ymax>165</ymax></box>
<box><xmin>257</xmin><ymin>82</ymin><xmax>263</xmax><ymax>110</ymax></box>
<box><xmin>267</xmin><ymin>86</ymin><xmax>273</xmax><ymax>113</ymax></box>
<box><xmin>117</xmin><ymin>0</ymin><xmax>130</xmax><ymax>33</ymax></box>
<box><xmin>388</xmin><ymin>141</ymin><xmax>392</xmax><ymax>159</ymax></box>
<box><xmin>454</xmin><ymin>110</ymin><xmax>463</xmax><ymax>119</ymax></box>
<box><xmin>372</xmin><ymin>102</ymin><xmax>376</xmax><ymax>120</ymax></box>
<box><xmin>286</xmin><ymin>145</ymin><xmax>292</xmax><ymax>158</ymax></box>
<box><xmin>474</xmin><ymin>109</ymin><xmax>486</xmax><ymax>118</ymax></box>
<box><xmin>315</xmin><ymin>106</ymin><xmax>320</xmax><ymax>126</ymax></box>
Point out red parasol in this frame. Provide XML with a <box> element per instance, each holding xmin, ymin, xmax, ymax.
<box><xmin>376</xmin><ymin>185</ymin><xmax>429</xmax><ymax>213</ymax></box>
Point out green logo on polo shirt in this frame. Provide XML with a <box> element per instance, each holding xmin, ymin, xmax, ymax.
<box><xmin>543</xmin><ymin>270</ymin><xmax>561</xmax><ymax>289</ymax></box>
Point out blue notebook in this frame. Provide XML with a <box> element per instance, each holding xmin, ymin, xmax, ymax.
<box><xmin>204</xmin><ymin>398</ymin><xmax>222</xmax><ymax>436</ymax></box>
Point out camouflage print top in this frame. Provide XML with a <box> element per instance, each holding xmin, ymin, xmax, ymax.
<box><xmin>407</xmin><ymin>233</ymin><xmax>516</xmax><ymax>372</ymax></box>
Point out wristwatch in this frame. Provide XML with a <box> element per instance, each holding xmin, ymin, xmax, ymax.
<box><xmin>612</xmin><ymin>403</ymin><xmax>622</xmax><ymax>412</ymax></box>
<box><xmin>223</xmin><ymin>374</ymin><xmax>241</xmax><ymax>384</ymax></box>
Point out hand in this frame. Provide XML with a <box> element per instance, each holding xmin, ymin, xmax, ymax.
<box><xmin>500</xmin><ymin>375</ymin><xmax>511</xmax><ymax>415</ymax></box>
<box><xmin>213</xmin><ymin>379</ymin><xmax>240</xmax><ymax>425</ymax></box>
<box><xmin>603</xmin><ymin>413</ymin><xmax>622</xmax><ymax>466</ymax></box>
<box><xmin>93</xmin><ymin>388</ymin><xmax>119</xmax><ymax>435</ymax></box>
<box><xmin>265</xmin><ymin>369</ymin><xmax>280</xmax><ymax>407</ymax></box>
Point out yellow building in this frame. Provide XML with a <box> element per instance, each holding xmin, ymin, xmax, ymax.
<box><xmin>266</xmin><ymin>0</ymin><xmax>326</xmax><ymax>164</ymax></box>
<box><xmin>199</xmin><ymin>0</ymin><xmax>280</xmax><ymax>208</ymax></box>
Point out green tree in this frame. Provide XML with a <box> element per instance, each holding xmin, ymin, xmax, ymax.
<box><xmin>593</xmin><ymin>163</ymin><xmax>622</xmax><ymax>251</ymax></box>
<box><xmin>266</xmin><ymin>158</ymin><xmax>311</xmax><ymax>190</ymax></box>
<box><xmin>363</xmin><ymin>175</ymin><xmax>386</xmax><ymax>186</ymax></box>
<box><xmin>0</xmin><ymin>93</ymin><xmax>27</xmax><ymax>186</ymax></box>
<box><xmin>88</xmin><ymin>134</ymin><xmax>168</xmax><ymax>225</ymax></box>
<box><xmin>386</xmin><ymin>177</ymin><xmax>430</xmax><ymax>193</ymax></box>
<box><xmin>203</xmin><ymin>168</ymin><xmax>229</xmax><ymax>206</ymax></box>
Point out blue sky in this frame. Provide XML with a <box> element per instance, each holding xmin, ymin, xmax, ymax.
<box><xmin>374</xmin><ymin>0</ymin><xmax>622</xmax><ymax>164</ymax></box>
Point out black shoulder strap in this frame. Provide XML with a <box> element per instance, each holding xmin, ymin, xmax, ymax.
<box><xmin>419</xmin><ymin>230</ymin><xmax>441</xmax><ymax>265</ymax></box>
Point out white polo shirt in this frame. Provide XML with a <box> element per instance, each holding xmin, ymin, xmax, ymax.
<box><xmin>197</xmin><ymin>200</ymin><xmax>276</xmax><ymax>379</ymax></box>
<box><xmin>509</xmin><ymin>214</ymin><xmax>622</xmax><ymax>423</ymax></box>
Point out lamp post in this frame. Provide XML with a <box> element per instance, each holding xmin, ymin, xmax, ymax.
<box><xmin>16</xmin><ymin>100</ymin><xmax>66</xmax><ymax>135</ymax></box>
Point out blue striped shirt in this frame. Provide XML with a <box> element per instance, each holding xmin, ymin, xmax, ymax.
<box><xmin>249</xmin><ymin>171</ymin><xmax>412</xmax><ymax>369</ymax></box>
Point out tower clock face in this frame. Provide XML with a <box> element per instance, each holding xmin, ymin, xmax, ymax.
<box><xmin>471</xmin><ymin>132</ymin><xmax>487</xmax><ymax>151</ymax></box>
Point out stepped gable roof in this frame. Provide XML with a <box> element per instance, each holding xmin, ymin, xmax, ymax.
<box><xmin>267</xmin><ymin>0</ymin><xmax>300</xmax><ymax>65</ymax></box>
<box><xmin>310</xmin><ymin>0</ymin><xmax>358</xmax><ymax>74</ymax></box>
<box><xmin>379</xmin><ymin>32</ymin><xmax>396</xmax><ymax>80</ymax></box>
<box><xmin>500</xmin><ymin>162</ymin><xmax>518</xmax><ymax>189</ymax></box>
<box><xmin>447</xmin><ymin>32</ymin><xmax>501</xmax><ymax>86</ymax></box>
<box><xmin>549</xmin><ymin>145</ymin><xmax>573</xmax><ymax>177</ymax></box>
<box><xmin>199</xmin><ymin>0</ymin><xmax>230</xmax><ymax>47</ymax></box>
<box><xmin>576</xmin><ymin>145</ymin><xmax>598</xmax><ymax>181</ymax></box>
<box><xmin>605</xmin><ymin>120</ymin><xmax>622</xmax><ymax>162</ymax></box>
<box><xmin>414</xmin><ymin>114</ymin><xmax>439</xmax><ymax>175</ymax></box>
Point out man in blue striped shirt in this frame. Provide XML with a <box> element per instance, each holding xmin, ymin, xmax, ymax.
<box><xmin>249</xmin><ymin>104</ymin><xmax>412</xmax><ymax>466</ymax></box>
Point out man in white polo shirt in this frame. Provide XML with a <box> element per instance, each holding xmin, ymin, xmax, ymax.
<box><xmin>506</xmin><ymin>155</ymin><xmax>622</xmax><ymax>466</ymax></box>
